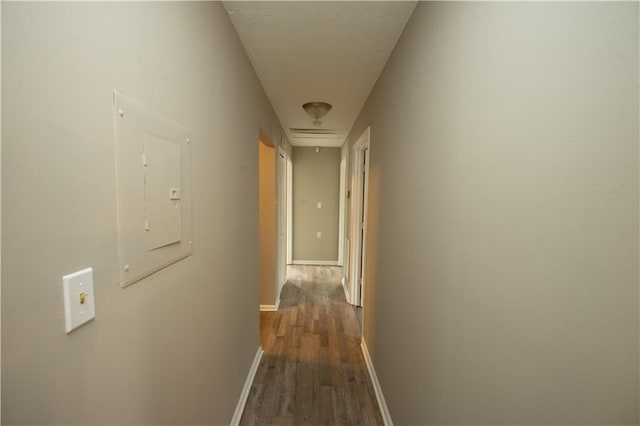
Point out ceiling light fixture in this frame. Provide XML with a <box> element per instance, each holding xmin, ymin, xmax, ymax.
<box><xmin>302</xmin><ymin>102</ymin><xmax>332</xmax><ymax>126</ymax></box>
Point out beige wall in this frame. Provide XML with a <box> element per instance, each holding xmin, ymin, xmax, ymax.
<box><xmin>292</xmin><ymin>147</ymin><xmax>341</xmax><ymax>262</ymax></box>
<box><xmin>347</xmin><ymin>2</ymin><xmax>639</xmax><ymax>424</ymax></box>
<box><xmin>1</xmin><ymin>2</ymin><xmax>282</xmax><ymax>424</ymax></box>
<box><xmin>259</xmin><ymin>140</ymin><xmax>276</xmax><ymax>305</ymax></box>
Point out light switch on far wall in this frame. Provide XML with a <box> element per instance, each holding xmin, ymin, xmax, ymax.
<box><xmin>317</xmin><ymin>202</ymin><xmax>322</xmax><ymax>209</ymax></box>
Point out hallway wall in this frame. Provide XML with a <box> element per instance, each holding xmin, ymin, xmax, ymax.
<box><xmin>347</xmin><ymin>2</ymin><xmax>639</xmax><ymax>424</ymax></box>
<box><xmin>292</xmin><ymin>146</ymin><xmax>341</xmax><ymax>262</ymax></box>
<box><xmin>2</xmin><ymin>2</ymin><xmax>282</xmax><ymax>424</ymax></box>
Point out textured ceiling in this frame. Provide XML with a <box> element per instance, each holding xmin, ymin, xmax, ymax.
<box><xmin>223</xmin><ymin>1</ymin><xmax>417</xmax><ymax>146</ymax></box>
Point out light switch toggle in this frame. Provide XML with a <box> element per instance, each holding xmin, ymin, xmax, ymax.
<box><xmin>79</xmin><ymin>291</ymin><xmax>89</xmax><ymax>304</ymax></box>
<box><xmin>170</xmin><ymin>188</ymin><xmax>181</xmax><ymax>200</ymax></box>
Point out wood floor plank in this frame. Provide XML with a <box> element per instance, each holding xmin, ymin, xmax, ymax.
<box><xmin>240</xmin><ymin>265</ymin><xmax>384</xmax><ymax>426</ymax></box>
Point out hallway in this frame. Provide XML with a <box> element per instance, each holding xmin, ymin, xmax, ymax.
<box><xmin>2</xmin><ymin>2</ymin><xmax>639</xmax><ymax>425</ymax></box>
<box><xmin>241</xmin><ymin>266</ymin><xmax>382</xmax><ymax>425</ymax></box>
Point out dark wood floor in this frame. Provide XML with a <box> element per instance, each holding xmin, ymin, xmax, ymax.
<box><xmin>240</xmin><ymin>266</ymin><xmax>383</xmax><ymax>426</ymax></box>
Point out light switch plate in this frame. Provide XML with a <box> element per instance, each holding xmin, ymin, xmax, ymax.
<box><xmin>317</xmin><ymin>202</ymin><xmax>322</xmax><ymax>209</ymax></box>
<box><xmin>63</xmin><ymin>267</ymin><xmax>96</xmax><ymax>333</ymax></box>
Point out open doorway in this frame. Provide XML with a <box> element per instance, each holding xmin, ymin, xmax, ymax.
<box><xmin>258</xmin><ymin>136</ymin><xmax>277</xmax><ymax>311</ymax></box>
<box><xmin>348</xmin><ymin>127</ymin><xmax>370</xmax><ymax>308</ymax></box>
<box><xmin>259</xmin><ymin>132</ymin><xmax>290</xmax><ymax>312</ymax></box>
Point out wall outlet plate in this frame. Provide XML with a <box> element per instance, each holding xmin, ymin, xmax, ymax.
<box><xmin>63</xmin><ymin>267</ymin><xmax>96</xmax><ymax>333</ymax></box>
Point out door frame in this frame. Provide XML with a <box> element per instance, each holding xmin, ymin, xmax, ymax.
<box><xmin>276</xmin><ymin>147</ymin><xmax>289</xmax><ymax>305</ymax></box>
<box><xmin>286</xmin><ymin>155</ymin><xmax>293</xmax><ymax>265</ymax></box>
<box><xmin>340</xmin><ymin>142</ymin><xmax>350</xmax><ymax>299</ymax></box>
<box><xmin>349</xmin><ymin>126</ymin><xmax>370</xmax><ymax>307</ymax></box>
<box><xmin>338</xmin><ymin>149</ymin><xmax>348</xmax><ymax>266</ymax></box>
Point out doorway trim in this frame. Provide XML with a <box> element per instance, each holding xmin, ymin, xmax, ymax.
<box><xmin>276</xmin><ymin>147</ymin><xmax>289</xmax><ymax>305</ymax></box>
<box><xmin>338</xmin><ymin>149</ymin><xmax>347</xmax><ymax>266</ymax></box>
<box><xmin>349</xmin><ymin>126</ymin><xmax>370</xmax><ymax>307</ymax></box>
<box><xmin>286</xmin><ymin>155</ymin><xmax>293</xmax><ymax>265</ymax></box>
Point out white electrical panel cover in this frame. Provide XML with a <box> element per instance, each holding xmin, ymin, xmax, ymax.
<box><xmin>114</xmin><ymin>92</ymin><xmax>192</xmax><ymax>287</ymax></box>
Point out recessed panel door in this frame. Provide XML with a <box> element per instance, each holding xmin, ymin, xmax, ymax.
<box><xmin>143</xmin><ymin>133</ymin><xmax>182</xmax><ymax>250</ymax></box>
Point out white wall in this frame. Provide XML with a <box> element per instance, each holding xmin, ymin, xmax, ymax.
<box><xmin>2</xmin><ymin>3</ymin><xmax>282</xmax><ymax>424</ymax></box>
<box><xmin>347</xmin><ymin>2</ymin><xmax>639</xmax><ymax>424</ymax></box>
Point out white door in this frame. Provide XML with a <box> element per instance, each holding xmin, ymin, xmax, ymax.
<box><xmin>357</xmin><ymin>148</ymin><xmax>369</xmax><ymax>304</ymax></box>
<box><xmin>349</xmin><ymin>127</ymin><xmax>370</xmax><ymax>307</ymax></box>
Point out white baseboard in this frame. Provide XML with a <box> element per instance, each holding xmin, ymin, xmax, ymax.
<box><xmin>259</xmin><ymin>304</ymin><xmax>277</xmax><ymax>312</ymax></box>
<box><xmin>291</xmin><ymin>260</ymin><xmax>340</xmax><ymax>266</ymax></box>
<box><xmin>361</xmin><ymin>339</ymin><xmax>393</xmax><ymax>426</ymax></box>
<box><xmin>230</xmin><ymin>347</ymin><xmax>264</xmax><ymax>426</ymax></box>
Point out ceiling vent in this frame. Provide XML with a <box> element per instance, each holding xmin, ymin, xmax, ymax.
<box><xmin>289</xmin><ymin>128</ymin><xmax>344</xmax><ymax>139</ymax></box>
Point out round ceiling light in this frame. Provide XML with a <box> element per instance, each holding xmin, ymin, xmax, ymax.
<box><xmin>302</xmin><ymin>102</ymin><xmax>332</xmax><ymax>126</ymax></box>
